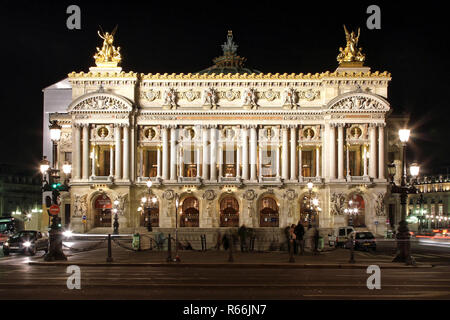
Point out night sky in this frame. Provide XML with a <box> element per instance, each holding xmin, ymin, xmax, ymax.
<box><xmin>1</xmin><ymin>1</ymin><xmax>449</xmax><ymax>175</ymax></box>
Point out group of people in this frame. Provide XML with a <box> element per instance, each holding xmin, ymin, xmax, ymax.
<box><xmin>287</xmin><ymin>221</ymin><xmax>321</xmax><ymax>255</ymax></box>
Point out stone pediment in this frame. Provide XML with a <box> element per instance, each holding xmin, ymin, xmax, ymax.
<box><xmin>68</xmin><ymin>92</ymin><xmax>134</xmax><ymax>113</ymax></box>
<box><xmin>327</xmin><ymin>92</ymin><xmax>390</xmax><ymax>112</ymax></box>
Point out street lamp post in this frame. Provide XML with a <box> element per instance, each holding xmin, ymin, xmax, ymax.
<box><xmin>44</xmin><ymin>120</ymin><xmax>67</xmax><ymax>261</ymax></box>
<box><xmin>174</xmin><ymin>194</ymin><xmax>181</xmax><ymax>262</ymax></box>
<box><xmin>113</xmin><ymin>199</ymin><xmax>120</xmax><ymax>235</ymax></box>
<box><xmin>388</xmin><ymin>128</ymin><xmax>419</xmax><ymax>266</ymax></box>
<box><xmin>140</xmin><ymin>181</ymin><xmax>157</xmax><ymax>232</ymax></box>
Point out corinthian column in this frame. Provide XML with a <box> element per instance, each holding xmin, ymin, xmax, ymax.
<box><xmin>114</xmin><ymin>125</ymin><xmax>122</xmax><ymax>180</ymax></box>
<box><xmin>109</xmin><ymin>144</ymin><xmax>114</xmax><ymax>178</ymax></box>
<box><xmin>82</xmin><ymin>124</ymin><xmax>89</xmax><ymax>180</ymax></box>
<box><xmin>363</xmin><ymin>144</ymin><xmax>368</xmax><ymax>176</ymax></box>
<box><xmin>161</xmin><ymin>127</ymin><xmax>169</xmax><ymax>180</ymax></box>
<box><xmin>74</xmin><ymin>124</ymin><xmax>81</xmax><ymax>180</ymax></box>
<box><xmin>169</xmin><ymin>126</ymin><xmax>176</xmax><ymax>180</ymax></box>
<box><xmin>369</xmin><ymin>124</ymin><xmax>377</xmax><ymax>178</ymax></box>
<box><xmin>123</xmin><ymin>125</ymin><xmax>130</xmax><ymax>181</ymax></box>
<box><xmin>250</xmin><ymin>126</ymin><xmax>257</xmax><ymax>181</ymax></box>
<box><xmin>157</xmin><ymin>146</ymin><xmax>161</xmax><ymax>178</ymax></box>
<box><xmin>242</xmin><ymin>127</ymin><xmax>249</xmax><ymax>180</ymax></box>
<box><xmin>329</xmin><ymin>123</ymin><xmax>336</xmax><ymax>179</ymax></box>
<box><xmin>338</xmin><ymin>124</ymin><xmax>345</xmax><ymax>180</ymax></box>
<box><xmin>210</xmin><ymin>126</ymin><xmax>217</xmax><ymax>181</ymax></box>
<box><xmin>290</xmin><ymin>126</ymin><xmax>296</xmax><ymax>180</ymax></box>
<box><xmin>91</xmin><ymin>144</ymin><xmax>96</xmax><ymax>178</ymax></box>
<box><xmin>378</xmin><ymin>124</ymin><xmax>385</xmax><ymax>179</ymax></box>
<box><xmin>202</xmin><ymin>126</ymin><xmax>209</xmax><ymax>180</ymax></box>
<box><xmin>316</xmin><ymin>146</ymin><xmax>320</xmax><ymax>178</ymax></box>
<box><xmin>282</xmin><ymin>127</ymin><xmax>289</xmax><ymax>180</ymax></box>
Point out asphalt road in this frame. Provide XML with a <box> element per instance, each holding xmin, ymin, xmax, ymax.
<box><xmin>0</xmin><ymin>239</ymin><xmax>449</xmax><ymax>300</ymax></box>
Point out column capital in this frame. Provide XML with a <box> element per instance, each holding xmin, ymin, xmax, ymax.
<box><xmin>73</xmin><ymin>123</ymin><xmax>84</xmax><ymax>129</ymax></box>
<box><xmin>336</xmin><ymin>123</ymin><xmax>346</xmax><ymax>128</ymax></box>
<box><xmin>368</xmin><ymin>123</ymin><xmax>378</xmax><ymax>128</ymax></box>
<box><xmin>376</xmin><ymin>123</ymin><xmax>386</xmax><ymax>128</ymax></box>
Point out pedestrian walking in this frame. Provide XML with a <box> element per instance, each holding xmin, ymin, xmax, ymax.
<box><xmin>294</xmin><ymin>221</ymin><xmax>305</xmax><ymax>255</ymax></box>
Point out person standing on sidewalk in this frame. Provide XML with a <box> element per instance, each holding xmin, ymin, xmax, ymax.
<box><xmin>288</xmin><ymin>224</ymin><xmax>297</xmax><ymax>254</ymax></box>
<box><xmin>294</xmin><ymin>221</ymin><xmax>305</xmax><ymax>255</ymax></box>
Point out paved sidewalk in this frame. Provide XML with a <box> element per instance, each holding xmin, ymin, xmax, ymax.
<box><xmin>27</xmin><ymin>241</ymin><xmax>432</xmax><ymax>269</ymax></box>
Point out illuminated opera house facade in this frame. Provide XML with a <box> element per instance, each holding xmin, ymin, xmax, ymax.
<box><xmin>43</xmin><ymin>29</ymin><xmax>394</xmax><ymax>244</ymax></box>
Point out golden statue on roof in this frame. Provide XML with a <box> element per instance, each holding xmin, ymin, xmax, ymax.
<box><xmin>94</xmin><ymin>26</ymin><xmax>122</xmax><ymax>68</ymax></box>
<box><xmin>337</xmin><ymin>25</ymin><xmax>365</xmax><ymax>66</ymax></box>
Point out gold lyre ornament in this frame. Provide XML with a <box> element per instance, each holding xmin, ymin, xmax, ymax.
<box><xmin>337</xmin><ymin>25</ymin><xmax>366</xmax><ymax>66</ymax></box>
<box><xmin>94</xmin><ymin>26</ymin><xmax>122</xmax><ymax>68</ymax></box>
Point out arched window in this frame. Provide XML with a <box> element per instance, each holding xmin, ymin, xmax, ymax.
<box><xmin>220</xmin><ymin>197</ymin><xmax>239</xmax><ymax>227</ymax></box>
<box><xmin>94</xmin><ymin>194</ymin><xmax>112</xmax><ymax>228</ymax></box>
<box><xmin>180</xmin><ymin>197</ymin><xmax>199</xmax><ymax>227</ymax></box>
<box><xmin>260</xmin><ymin>197</ymin><xmax>279</xmax><ymax>227</ymax></box>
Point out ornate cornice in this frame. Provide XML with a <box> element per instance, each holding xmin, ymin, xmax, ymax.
<box><xmin>68</xmin><ymin>71</ymin><xmax>138</xmax><ymax>78</ymax></box>
<box><xmin>139</xmin><ymin>71</ymin><xmax>391</xmax><ymax>80</ymax></box>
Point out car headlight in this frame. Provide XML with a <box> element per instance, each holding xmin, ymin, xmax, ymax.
<box><xmin>3</xmin><ymin>242</ymin><xmax>9</xmax><ymax>247</ymax></box>
<box><xmin>63</xmin><ymin>230</ymin><xmax>73</xmax><ymax>238</ymax></box>
<box><xmin>23</xmin><ymin>241</ymin><xmax>31</xmax><ymax>248</ymax></box>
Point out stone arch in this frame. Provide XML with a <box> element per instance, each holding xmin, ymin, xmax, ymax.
<box><xmin>345</xmin><ymin>192</ymin><xmax>367</xmax><ymax>228</ymax></box>
<box><xmin>257</xmin><ymin>192</ymin><xmax>280</xmax><ymax>228</ymax></box>
<box><xmin>179</xmin><ymin>195</ymin><xmax>200</xmax><ymax>227</ymax></box>
<box><xmin>87</xmin><ymin>190</ymin><xmax>117</xmax><ymax>230</ymax></box>
<box><xmin>67</xmin><ymin>92</ymin><xmax>134</xmax><ymax>113</ymax></box>
<box><xmin>218</xmin><ymin>194</ymin><xmax>240</xmax><ymax>227</ymax></box>
<box><xmin>326</xmin><ymin>91</ymin><xmax>390</xmax><ymax>112</ymax></box>
<box><xmin>297</xmin><ymin>190</ymin><xmax>321</xmax><ymax>228</ymax></box>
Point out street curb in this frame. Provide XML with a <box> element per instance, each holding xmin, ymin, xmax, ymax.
<box><xmin>28</xmin><ymin>261</ymin><xmax>433</xmax><ymax>269</ymax></box>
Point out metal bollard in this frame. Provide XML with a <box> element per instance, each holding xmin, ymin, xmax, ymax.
<box><xmin>201</xmin><ymin>234</ymin><xmax>207</xmax><ymax>251</ymax></box>
<box><xmin>106</xmin><ymin>234</ymin><xmax>113</xmax><ymax>262</ymax></box>
<box><xmin>166</xmin><ymin>234</ymin><xmax>172</xmax><ymax>262</ymax></box>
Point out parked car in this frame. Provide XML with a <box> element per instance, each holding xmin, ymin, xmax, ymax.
<box><xmin>344</xmin><ymin>231</ymin><xmax>376</xmax><ymax>251</ymax></box>
<box><xmin>3</xmin><ymin>230</ymin><xmax>49</xmax><ymax>256</ymax></box>
<box><xmin>328</xmin><ymin>226</ymin><xmax>355</xmax><ymax>247</ymax></box>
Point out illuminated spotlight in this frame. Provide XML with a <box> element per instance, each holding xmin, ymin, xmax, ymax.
<box><xmin>23</xmin><ymin>241</ymin><xmax>31</xmax><ymax>247</ymax></box>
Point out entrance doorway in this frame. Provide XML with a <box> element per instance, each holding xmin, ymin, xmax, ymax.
<box><xmin>180</xmin><ymin>197</ymin><xmax>199</xmax><ymax>227</ymax></box>
<box><xmin>259</xmin><ymin>197</ymin><xmax>279</xmax><ymax>227</ymax></box>
<box><xmin>347</xmin><ymin>194</ymin><xmax>366</xmax><ymax>227</ymax></box>
<box><xmin>94</xmin><ymin>194</ymin><xmax>112</xmax><ymax>227</ymax></box>
<box><xmin>220</xmin><ymin>197</ymin><xmax>239</xmax><ymax>227</ymax></box>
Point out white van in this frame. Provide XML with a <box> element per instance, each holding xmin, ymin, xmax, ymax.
<box><xmin>328</xmin><ymin>226</ymin><xmax>355</xmax><ymax>247</ymax></box>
